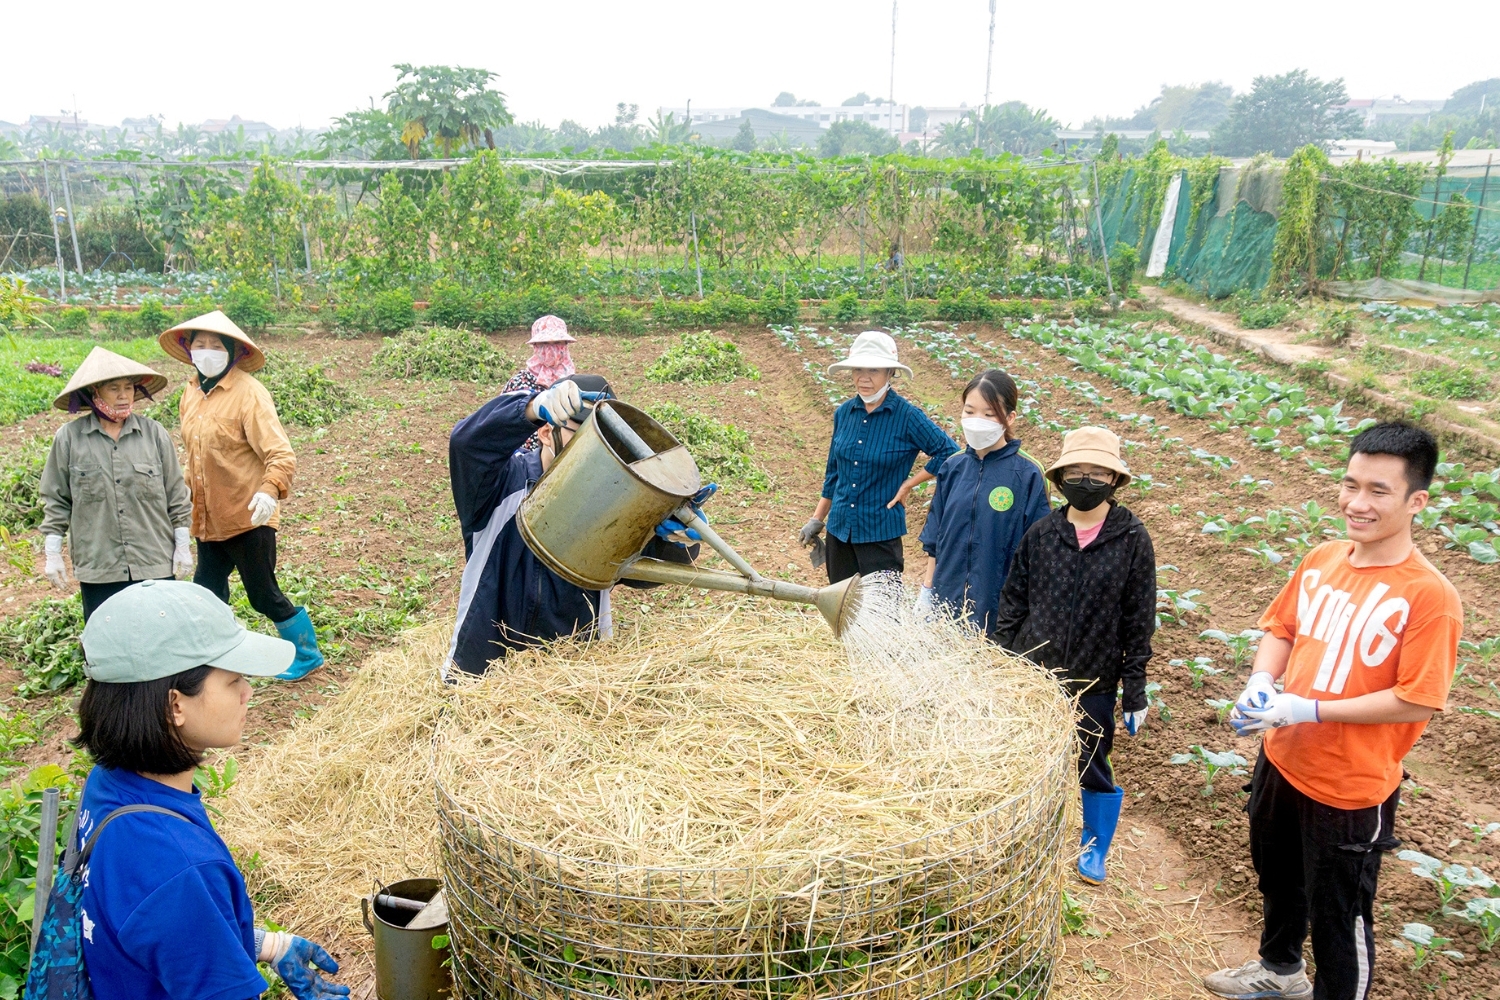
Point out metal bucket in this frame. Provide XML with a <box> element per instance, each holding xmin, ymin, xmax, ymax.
<box><xmin>518</xmin><ymin>400</ymin><xmax>701</xmax><ymax>589</ymax></box>
<box><xmin>362</xmin><ymin>877</ymin><xmax>453</xmax><ymax>1000</ymax></box>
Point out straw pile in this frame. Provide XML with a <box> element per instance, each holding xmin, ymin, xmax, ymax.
<box><xmin>435</xmin><ymin>588</ymin><xmax>1077</xmax><ymax>1000</ymax></box>
<box><xmin>216</xmin><ymin>620</ymin><xmax>452</xmax><ymax>943</ymax></box>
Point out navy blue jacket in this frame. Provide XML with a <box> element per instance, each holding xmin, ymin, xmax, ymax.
<box><xmin>446</xmin><ymin>390</ymin><xmax>607</xmax><ymax>676</ymax></box>
<box><xmin>918</xmin><ymin>440</ymin><xmax>1050</xmax><ymax>634</ymax></box>
<box><xmin>821</xmin><ymin>389</ymin><xmax>958</xmax><ymax>544</ymax></box>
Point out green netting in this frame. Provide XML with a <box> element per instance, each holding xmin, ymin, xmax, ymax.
<box><xmin>1169</xmin><ymin>192</ymin><xmax>1277</xmax><ymax>298</ymax></box>
<box><xmin>1096</xmin><ymin>168</ymin><xmax>1146</xmax><ymax>253</ymax></box>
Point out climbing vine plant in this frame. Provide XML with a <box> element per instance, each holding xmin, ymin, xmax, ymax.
<box><xmin>1269</xmin><ymin>145</ymin><xmax>1331</xmax><ymax>292</ymax></box>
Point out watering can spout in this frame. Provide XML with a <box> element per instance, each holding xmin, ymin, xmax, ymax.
<box><xmin>619</xmin><ymin>559</ymin><xmax>863</xmax><ymax>637</ymax></box>
<box><xmin>517</xmin><ymin>398</ymin><xmax>860</xmax><ymax>635</ymax></box>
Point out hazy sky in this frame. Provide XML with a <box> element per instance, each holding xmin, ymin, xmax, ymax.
<box><xmin>6</xmin><ymin>0</ymin><xmax>1496</xmax><ymax>131</ymax></box>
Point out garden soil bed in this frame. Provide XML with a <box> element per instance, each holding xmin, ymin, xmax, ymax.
<box><xmin>0</xmin><ymin>312</ymin><xmax>1497</xmax><ymax>997</ymax></box>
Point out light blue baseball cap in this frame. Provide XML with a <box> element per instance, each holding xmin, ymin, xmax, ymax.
<box><xmin>81</xmin><ymin>580</ymin><xmax>295</xmax><ymax>682</ymax></box>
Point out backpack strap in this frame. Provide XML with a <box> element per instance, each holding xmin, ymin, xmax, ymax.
<box><xmin>65</xmin><ymin>804</ymin><xmax>192</xmax><ymax>878</ymax></box>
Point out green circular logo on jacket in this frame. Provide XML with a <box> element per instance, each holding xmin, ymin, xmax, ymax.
<box><xmin>989</xmin><ymin>486</ymin><xmax>1015</xmax><ymax>512</ymax></box>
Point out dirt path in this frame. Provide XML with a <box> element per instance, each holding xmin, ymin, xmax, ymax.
<box><xmin>1140</xmin><ymin>287</ymin><xmax>1500</xmax><ymax>460</ymax></box>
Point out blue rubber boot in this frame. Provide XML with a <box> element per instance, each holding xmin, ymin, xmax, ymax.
<box><xmin>273</xmin><ymin>607</ymin><xmax>325</xmax><ymax>680</ymax></box>
<box><xmin>1078</xmin><ymin>786</ymin><xmax>1124</xmax><ymax>885</ymax></box>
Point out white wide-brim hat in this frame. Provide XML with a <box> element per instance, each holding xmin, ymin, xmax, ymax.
<box><xmin>53</xmin><ymin>347</ymin><xmax>168</xmax><ymax>411</ymax></box>
<box><xmin>826</xmin><ymin>330</ymin><xmax>912</xmax><ymax>378</ymax></box>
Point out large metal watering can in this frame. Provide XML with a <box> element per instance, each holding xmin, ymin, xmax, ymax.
<box><xmin>517</xmin><ymin>399</ymin><xmax>862</xmax><ymax>635</ymax></box>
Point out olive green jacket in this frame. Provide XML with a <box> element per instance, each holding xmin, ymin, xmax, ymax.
<box><xmin>39</xmin><ymin>413</ymin><xmax>192</xmax><ymax>583</ymax></box>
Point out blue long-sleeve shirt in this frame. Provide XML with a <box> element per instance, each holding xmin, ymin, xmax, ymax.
<box><xmin>918</xmin><ymin>439</ymin><xmax>1050</xmax><ymax>635</ymax></box>
<box><xmin>821</xmin><ymin>390</ymin><xmax>958</xmax><ymax>544</ymax></box>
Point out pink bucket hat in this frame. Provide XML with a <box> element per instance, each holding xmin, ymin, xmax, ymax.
<box><xmin>529</xmin><ymin>315</ymin><xmax>576</xmax><ymax>344</ymax></box>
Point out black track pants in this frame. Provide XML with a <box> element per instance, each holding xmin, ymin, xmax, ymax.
<box><xmin>824</xmin><ymin>533</ymin><xmax>904</xmax><ymax>584</ymax></box>
<box><xmin>1076</xmin><ymin>693</ymin><xmax>1119</xmax><ymax>793</ymax></box>
<box><xmin>1249</xmin><ymin>749</ymin><xmax>1400</xmax><ymax>1000</ymax></box>
<box><xmin>194</xmin><ymin>526</ymin><xmax>297</xmax><ymax>624</ymax></box>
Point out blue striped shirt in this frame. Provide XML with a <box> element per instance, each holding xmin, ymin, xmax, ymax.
<box><xmin>821</xmin><ymin>389</ymin><xmax>958</xmax><ymax>544</ymax></box>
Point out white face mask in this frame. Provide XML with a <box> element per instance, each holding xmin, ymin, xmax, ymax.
<box><xmin>961</xmin><ymin>417</ymin><xmax>1005</xmax><ymax>451</ymax></box>
<box><xmin>191</xmin><ymin>349</ymin><xmax>230</xmax><ymax>378</ymax></box>
<box><xmin>858</xmin><ymin>383</ymin><xmax>890</xmax><ymax>405</ymax></box>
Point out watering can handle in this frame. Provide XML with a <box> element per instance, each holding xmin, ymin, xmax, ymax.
<box><xmin>362</xmin><ymin>895</ymin><xmax>373</xmax><ymax>935</ymax></box>
<box><xmin>542</xmin><ymin>391</ymin><xmax>610</xmax><ymax>453</ymax></box>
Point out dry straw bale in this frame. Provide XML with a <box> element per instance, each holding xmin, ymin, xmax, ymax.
<box><xmin>434</xmin><ymin>592</ymin><xmax>1076</xmax><ymax>999</ymax></box>
<box><xmin>216</xmin><ymin>620</ymin><xmax>452</xmax><ymax>943</ymax></box>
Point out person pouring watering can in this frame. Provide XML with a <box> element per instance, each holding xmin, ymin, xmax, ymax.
<box><xmin>30</xmin><ymin>579</ymin><xmax>346</xmax><ymax>1000</ymax></box>
<box><xmin>39</xmin><ymin>348</ymin><xmax>192</xmax><ymax>621</ymax></box>
<box><xmin>798</xmin><ymin>331</ymin><xmax>957</xmax><ymax>584</ymax></box>
<box><xmin>157</xmin><ymin>311</ymin><xmax>324</xmax><ymax>681</ymax></box>
<box><xmin>445</xmin><ymin>375</ymin><xmax>699</xmax><ymax>678</ymax></box>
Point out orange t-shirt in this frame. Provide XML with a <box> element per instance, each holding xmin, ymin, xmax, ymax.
<box><xmin>1259</xmin><ymin>540</ymin><xmax>1462</xmax><ymax>810</ymax></box>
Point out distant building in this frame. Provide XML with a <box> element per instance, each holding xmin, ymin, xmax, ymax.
<box><xmin>662</xmin><ymin>103</ymin><xmax>912</xmax><ymax>134</ymax></box>
<box><xmin>27</xmin><ymin>114</ymin><xmax>89</xmax><ymax>133</ymax></box>
<box><xmin>1341</xmin><ymin>98</ymin><xmax>1447</xmax><ymax>129</ymax></box>
<box><xmin>686</xmin><ymin>108</ymin><xmax>827</xmax><ymax>144</ymax></box>
<box><xmin>1057</xmin><ymin>128</ymin><xmax>1211</xmax><ymax>141</ymax></box>
<box><xmin>196</xmin><ymin>115</ymin><xmax>278</xmax><ymax>140</ymax></box>
<box><xmin>1326</xmin><ymin>139</ymin><xmax>1400</xmax><ymax>161</ymax></box>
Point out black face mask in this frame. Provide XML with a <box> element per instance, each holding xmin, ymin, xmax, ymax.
<box><xmin>1058</xmin><ymin>479</ymin><xmax>1115</xmax><ymax>512</ymax></box>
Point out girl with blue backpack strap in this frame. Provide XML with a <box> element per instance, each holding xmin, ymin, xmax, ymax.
<box><xmin>26</xmin><ymin>579</ymin><xmax>346</xmax><ymax>1000</ymax></box>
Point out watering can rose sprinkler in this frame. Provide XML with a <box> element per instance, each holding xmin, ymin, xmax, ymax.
<box><xmin>518</xmin><ymin>396</ymin><xmax>863</xmax><ymax>635</ymax></box>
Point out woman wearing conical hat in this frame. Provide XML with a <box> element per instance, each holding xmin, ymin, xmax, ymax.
<box><xmin>39</xmin><ymin>347</ymin><xmax>193</xmax><ymax>620</ymax></box>
<box><xmin>157</xmin><ymin>310</ymin><xmax>324</xmax><ymax>680</ymax></box>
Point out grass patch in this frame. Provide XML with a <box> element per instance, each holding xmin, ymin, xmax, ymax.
<box><xmin>646</xmin><ymin>331</ymin><xmax>760</xmax><ymax>385</ymax></box>
<box><xmin>647</xmin><ymin>404</ymin><xmax>771</xmax><ymax>492</ymax></box>
<box><xmin>231</xmin><ymin>563</ymin><xmax>435</xmax><ymax>661</ymax></box>
<box><xmin>0</xmin><ymin>598</ymin><xmax>86</xmax><ymax>698</ymax></box>
<box><xmin>1239</xmin><ymin>302</ymin><xmax>1294</xmax><ymax>329</ymax></box>
<box><xmin>0</xmin><ymin>335</ymin><xmax>166</xmax><ymax>426</ymax></box>
<box><xmin>1409</xmin><ymin>366</ymin><xmax>1491</xmax><ymax>400</ymax></box>
<box><xmin>256</xmin><ymin>353</ymin><xmax>358</xmax><ymax>428</ymax></box>
<box><xmin>0</xmin><ymin>436</ymin><xmax>49</xmax><ymax>534</ymax></box>
<box><xmin>371</xmin><ymin>326</ymin><xmax>512</xmax><ymax>383</ymax></box>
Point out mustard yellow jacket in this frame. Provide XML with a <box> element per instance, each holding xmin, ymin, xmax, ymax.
<box><xmin>179</xmin><ymin>366</ymin><xmax>295</xmax><ymax>541</ymax></box>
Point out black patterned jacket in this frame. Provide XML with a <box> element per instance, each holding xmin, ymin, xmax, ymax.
<box><xmin>991</xmin><ymin>501</ymin><xmax>1157</xmax><ymax>712</ymax></box>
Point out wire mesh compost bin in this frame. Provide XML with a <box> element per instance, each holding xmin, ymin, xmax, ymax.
<box><xmin>432</xmin><ymin>604</ymin><xmax>1075</xmax><ymax>1000</ymax></box>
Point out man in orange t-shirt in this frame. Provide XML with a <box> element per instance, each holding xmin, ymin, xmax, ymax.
<box><xmin>1203</xmin><ymin>424</ymin><xmax>1462</xmax><ymax>1000</ymax></box>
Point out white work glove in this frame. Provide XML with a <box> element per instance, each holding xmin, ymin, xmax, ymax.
<box><xmin>1122</xmin><ymin>707</ymin><xmax>1147</xmax><ymax>736</ymax></box>
<box><xmin>915</xmin><ymin>586</ymin><xmax>935</xmax><ymax>612</ymax></box>
<box><xmin>43</xmin><ymin>534</ymin><xmax>68</xmax><ymax>590</ymax></box>
<box><xmin>1231</xmin><ymin>691</ymin><xmax>1320</xmax><ymax>735</ymax></box>
<box><xmin>172</xmin><ymin>527</ymin><xmax>194</xmax><ymax>577</ymax></box>
<box><xmin>1234</xmin><ymin>671</ymin><xmax>1279</xmax><ymax>715</ymax></box>
<box><xmin>532</xmin><ymin>380</ymin><xmax>584</xmax><ymax>426</ymax></box>
<box><xmin>248</xmin><ymin>492</ymin><xmax>278</xmax><ymax>528</ymax></box>
<box><xmin>798</xmin><ymin>517</ymin><xmax>825</xmax><ymax>547</ymax></box>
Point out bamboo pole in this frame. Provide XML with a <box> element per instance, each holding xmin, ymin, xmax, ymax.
<box><xmin>61</xmin><ymin>164</ymin><xmax>84</xmax><ymax>273</ymax></box>
<box><xmin>1463</xmin><ymin>154</ymin><xmax>1492</xmax><ymax>291</ymax></box>
<box><xmin>42</xmin><ymin>163</ymin><xmax>67</xmax><ymax>300</ymax></box>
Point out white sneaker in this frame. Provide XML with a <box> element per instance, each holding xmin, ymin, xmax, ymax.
<box><xmin>1202</xmin><ymin>960</ymin><xmax>1313</xmax><ymax>999</ymax></box>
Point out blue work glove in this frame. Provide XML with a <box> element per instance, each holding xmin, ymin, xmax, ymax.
<box><xmin>1234</xmin><ymin>671</ymin><xmax>1279</xmax><ymax>715</ymax></box>
<box><xmin>656</xmin><ymin>484</ymin><xmax>719</xmax><ymax>541</ymax></box>
<box><xmin>1231</xmin><ymin>692</ymin><xmax>1319</xmax><ymax>736</ymax></box>
<box><xmin>914</xmin><ymin>586</ymin><xmax>935</xmax><ymax>613</ymax></box>
<box><xmin>655</xmin><ymin>517</ymin><xmax>701</xmax><ymax>543</ymax></box>
<box><xmin>257</xmin><ymin>930</ymin><xmax>350</xmax><ymax>1000</ymax></box>
<box><xmin>1122</xmin><ymin>707</ymin><xmax>1147</xmax><ymax>736</ymax></box>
